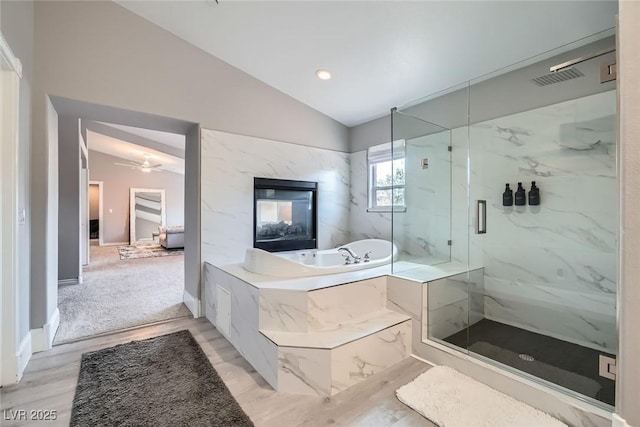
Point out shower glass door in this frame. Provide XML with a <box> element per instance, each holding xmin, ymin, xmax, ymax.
<box><xmin>390</xmin><ymin>110</ymin><xmax>454</xmax><ymax>278</ymax></box>
<box><xmin>466</xmin><ymin>32</ymin><xmax>618</xmax><ymax>408</ymax></box>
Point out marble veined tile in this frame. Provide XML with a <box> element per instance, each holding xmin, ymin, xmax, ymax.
<box><xmin>331</xmin><ymin>321</ymin><xmax>411</xmax><ymax>394</ymax></box>
<box><xmin>386</xmin><ymin>275</ymin><xmax>422</xmax><ymax>320</ymax></box>
<box><xmin>201</xmin><ymin>129</ymin><xmax>350</xmax><ymax>266</ymax></box>
<box><xmin>204</xmin><ymin>264</ymin><xmax>279</xmax><ymax>389</ymax></box>
<box><xmin>307</xmin><ymin>277</ymin><xmax>386</xmax><ymax>330</ymax></box>
<box><xmin>261</xmin><ymin>309</ymin><xmax>410</xmax><ymax>349</ymax></box>
<box><xmin>278</xmin><ymin>347</ymin><xmax>332</xmax><ymax>396</ymax></box>
<box><xmin>348</xmin><ymin>150</ymin><xmax>392</xmax><ymax>242</ymax></box>
<box><xmin>259</xmin><ymin>289</ymin><xmax>309</xmax><ymax>333</ymax></box>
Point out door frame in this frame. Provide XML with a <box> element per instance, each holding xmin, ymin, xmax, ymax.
<box><xmin>89</xmin><ymin>180</ymin><xmax>104</xmax><ymax>247</ymax></box>
<box><xmin>0</xmin><ymin>32</ymin><xmax>23</xmax><ymax>386</ymax></box>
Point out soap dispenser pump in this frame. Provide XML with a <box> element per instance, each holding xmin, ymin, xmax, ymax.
<box><xmin>502</xmin><ymin>184</ymin><xmax>513</xmax><ymax>206</ymax></box>
<box><xmin>529</xmin><ymin>181</ymin><xmax>540</xmax><ymax>205</ymax></box>
<box><xmin>515</xmin><ymin>182</ymin><xmax>526</xmax><ymax>206</ymax></box>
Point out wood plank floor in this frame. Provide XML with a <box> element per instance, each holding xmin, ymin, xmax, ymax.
<box><xmin>1</xmin><ymin>317</ymin><xmax>436</xmax><ymax>427</ymax></box>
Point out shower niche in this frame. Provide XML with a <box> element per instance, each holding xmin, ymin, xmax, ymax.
<box><xmin>253</xmin><ymin>177</ymin><xmax>318</xmax><ymax>252</ymax></box>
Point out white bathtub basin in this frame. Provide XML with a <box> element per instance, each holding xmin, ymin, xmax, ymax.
<box><xmin>243</xmin><ymin>239</ymin><xmax>397</xmax><ymax>278</ymax></box>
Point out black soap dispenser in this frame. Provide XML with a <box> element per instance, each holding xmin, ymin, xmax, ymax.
<box><xmin>502</xmin><ymin>184</ymin><xmax>513</xmax><ymax>206</ymax></box>
<box><xmin>515</xmin><ymin>182</ymin><xmax>526</xmax><ymax>206</ymax></box>
<box><xmin>529</xmin><ymin>181</ymin><xmax>540</xmax><ymax>206</ymax></box>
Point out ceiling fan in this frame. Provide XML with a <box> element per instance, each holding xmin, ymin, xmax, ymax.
<box><xmin>114</xmin><ymin>154</ymin><xmax>162</xmax><ymax>173</ymax></box>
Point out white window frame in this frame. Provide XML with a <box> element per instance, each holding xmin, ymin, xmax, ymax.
<box><xmin>367</xmin><ymin>140</ymin><xmax>406</xmax><ymax>212</ymax></box>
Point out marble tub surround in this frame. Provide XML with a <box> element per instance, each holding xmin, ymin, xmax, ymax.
<box><xmin>258</xmin><ymin>276</ymin><xmax>387</xmax><ymax>333</ymax></box>
<box><xmin>205</xmin><ymin>263</ymin><xmax>414</xmax><ymax>396</ymax></box>
<box><xmin>263</xmin><ymin>310</ymin><xmax>410</xmax><ymax>349</ymax></box>
<box><xmin>203</xmin><ymin>264</ymin><xmax>279</xmax><ymax>389</ymax></box>
<box><xmin>243</xmin><ymin>239</ymin><xmax>397</xmax><ymax>278</ymax></box>
<box><xmin>276</xmin><ymin>320</ymin><xmax>411</xmax><ymax>396</ymax></box>
<box><xmin>201</xmin><ymin>129</ymin><xmax>351</xmax><ymax>267</ymax></box>
<box><xmin>218</xmin><ymin>262</ymin><xmax>391</xmax><ymax>291</ymax></box>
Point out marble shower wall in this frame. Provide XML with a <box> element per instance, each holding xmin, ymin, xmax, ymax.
<box><xmin>396</xmin><ymin>132</ymin><xmax>452</xmax><ymax>263</ymax></box>
<box><xmin>466</xmin><ymin>90</ymin><xmax>617</xmax><ymax>352</ymax></box>
<box><xmin>201</xmin><ymin>129</ymin><xmax>351</xmax><ymax>266</ymax></box>
<box><xmin>348</xmin><ymin>131</ymin><xmax>452</xmax><ymax>263</ymax></box>
<box><xmin>347</xmin><ymin>150</ymin><xmax>392</xmax><ymax>242</ymax></box>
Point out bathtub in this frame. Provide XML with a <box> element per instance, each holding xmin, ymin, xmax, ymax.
<box><xmin>243</xmin><ymin>239</ymin><xmax>397</xmax><ymax>278</ymax></box>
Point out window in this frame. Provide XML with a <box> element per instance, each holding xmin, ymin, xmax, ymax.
<box><xmin>367</xmin><ymin>140</ymin><xmax>405</xmax><ymax>211</ymax></box>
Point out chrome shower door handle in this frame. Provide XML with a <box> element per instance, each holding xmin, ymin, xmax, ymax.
<box><xmin>476</xmin><ymin>200</ymin><xmax>487</xmax><ymax>234</ymax></box>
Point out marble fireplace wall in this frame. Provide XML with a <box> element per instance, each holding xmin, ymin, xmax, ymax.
<box><xmin>465</xmin><ymin>90</ymin><xmax>617</xmax><ymax>352</ymax></box>
<box><xmin>201</xmin><ymin>129</ymin><xmax>350</xmax><ymax>266</ymax></box>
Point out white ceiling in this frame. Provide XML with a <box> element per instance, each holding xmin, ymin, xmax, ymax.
<box><xmin>96</xmin><ymin>122</ymin><xmax>186</xmax><ymax>150</ymax></box>
<box><xmin>87</xmin><ymin>130</ymin><xmax>185</xmax><ymax>175</ymax></box>
<box><xmin>117</xmin><ymin>1</ymin><xmax>618</xmax><ymax>127</ymax></box>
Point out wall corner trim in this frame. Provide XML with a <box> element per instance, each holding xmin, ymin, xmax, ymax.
<box><xmin>31</xmin><ymin>308</ymin><xmax>60</xmax><ymax>353</ymax></box>
<box><xmin>612</xmin><ymin>413</ymin><xmax>630</xmax><ymax>427</ymax></box>
<box><xmin>183</xmin><ymin>289</ymin><xmax>201</xmax><ymax>318</ymax></box>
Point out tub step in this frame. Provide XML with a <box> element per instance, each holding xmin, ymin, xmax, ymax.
<box><xmin>259</xmin><ymin>276</ymin><xmax>388</xmax><ymax>333</ymax></box>
<box><xmin>260</xmin><ymin>309</ymin><xmax>410</xmax><ymax>349</ymax></box>
<box><xmin>275</xmin><ymin>318</ymin><xmax>412</xmax><ymax>395</ymax></box>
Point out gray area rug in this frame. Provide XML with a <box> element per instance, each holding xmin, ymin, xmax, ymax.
<box><xmin>469</xmin><ymin>341</ymin><xmax>602</xmax><ymax>398</ymax></box>
<box><xmin>71</xmin><ymin>330</ymin><xmax>254</xmax><ymax>427</ymax></box>
<box><xmin>118</xmin><ymin>243</ymin><xmax>184</xmax><ymax>260</ymax></box>
<box><xmin>56</xmin><ymin>245</ymin><xmax>191</xmax><ymax>343</ymax></box>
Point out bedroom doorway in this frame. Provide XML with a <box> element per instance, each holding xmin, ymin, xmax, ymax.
<box><xmin>89</xmin><ymin>181</ymin><xmax>103</xmax><ymax>247</ymax></box>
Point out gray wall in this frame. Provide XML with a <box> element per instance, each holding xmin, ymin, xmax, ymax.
<box><xmin>29</xmin><ymin>0</ymin><xmax>347</xmax><ymax>328</ymax></box>
<box><xmin>184</xmin><ymin>125</ymin><xmax>200</xmax><ymax>304</ymax></box>
<box><xmin>1</xmin><ymin>0</ymin><xmax>33</xmax><ymax>342</ymax></box>
<box><xmin>350</xmin><ymin>37</ymin><xmax>616</xmax><ymax>152</ymax></box>
<box><xmin>618</xmin><ymin>3</ymin><xmax>640</xmax><ymax>425</ymax></box>
<box><xmin>57</xmin><ymin>116</ymin><xmax>80</xmax><ymax>282</ymax></box>
<box><xmin>88</xmin><ymin>150</ymin><xmax>185</xmax><ymax>244</ymax></box>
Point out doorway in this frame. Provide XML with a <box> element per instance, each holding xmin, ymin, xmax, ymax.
<box><xmin>50</xmin><ymin>97</ymin><xmax>199</xmax><ymax>345</ymax></box>
<box><xmin>88</xmin><ymin>181</ymin><xmax>103</xmax><ymax>246</ymax></box>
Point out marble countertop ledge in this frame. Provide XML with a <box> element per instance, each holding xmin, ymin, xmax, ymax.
<box><xmin>206</xmin><ymin>260</ymin><xmax>474</xmax><ymax>291</ymax></box>
<box><xmin>260</xmin><ymin>309</ymin><xmax>411</xmax><ymax>349</ymax></box>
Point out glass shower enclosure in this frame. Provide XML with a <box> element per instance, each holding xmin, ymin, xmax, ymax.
<box><xmin>391</xmin><ymin>31</ymin><xmax>618</xmax><ymax>408</ymax></box>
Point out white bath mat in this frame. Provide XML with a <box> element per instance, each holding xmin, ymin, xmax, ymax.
<box><xmin>396</xmin><ymin>366</ymin><xmax>567</xmax><ymax>427</ymax></box>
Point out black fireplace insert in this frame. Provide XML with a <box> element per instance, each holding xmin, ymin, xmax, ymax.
<box><xmin>253</xmin><ymin>177</ymin><xmax>318</xmax><ymax>252</ymax></box>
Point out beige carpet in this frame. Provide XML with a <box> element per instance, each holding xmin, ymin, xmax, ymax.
<box><xmin>55</xmin><ymin>245</ymin><xmax>192</xmax><ymax>344</ymax></box>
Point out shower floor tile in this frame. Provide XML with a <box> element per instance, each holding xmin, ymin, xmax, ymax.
<box><xmin>443</xmin><ymin>319</ymin><xmax>615</xmax><ymax>406</ymax></box>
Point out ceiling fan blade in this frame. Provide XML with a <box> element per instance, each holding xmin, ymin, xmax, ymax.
<box><xmin>114</xmin><ymin>162</ymin><xmax>138</xmax><ymax>168</ymax></box>
<box><xmin>150</xmin><ymin>163</ymin><xmax>163</xmax><ymax>168</ymax></box>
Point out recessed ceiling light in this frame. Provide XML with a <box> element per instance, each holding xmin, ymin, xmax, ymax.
<box><xmin>316</xmin><ymin>69</ymin><xmax>332</xmax><ymax>80</ymax></box>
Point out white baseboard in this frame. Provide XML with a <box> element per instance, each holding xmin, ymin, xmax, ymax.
<box><xmin>2</xmin><ymin>332</ymin><xmax>33</xmax><ymax>385</ymax></box>
<box><xmin>101</xmin><ymin>241</ymin><xmax>130</xmax><ymax>247</ymax></box>
<box><xmin>612</xmin><ymin>413</ymin><xmax>630</xmax><ymax>427</ymax></box>
<box><xmin>183</xmin><ymin>289</ymin><xmax>201</xmax><ymax>318</ymax></box>
<box><xmin>31</xmin><ymin>308</ymin><xmax>60</xmax><ymax>353</ymax></box>
<box><xmin>58</xmin><ymin>278</ymin><xmax>79</xmax><ymax>286</ymax></box>
<box><xmin>16</xmin><ymin>332</ymin><xmax>32</xmax><ymax>381</ymax></box>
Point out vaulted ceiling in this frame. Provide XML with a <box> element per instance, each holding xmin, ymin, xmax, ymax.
<box><xmin>118</xmin><ymin>1</ymin><xmax>618</xmax><ymax>127</ymax></box>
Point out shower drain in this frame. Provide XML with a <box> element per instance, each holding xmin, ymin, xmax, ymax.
<box><xmin>519</xmin><ymin>353</ymin><xmax>535</xmax><ymax>362</ymax></box>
